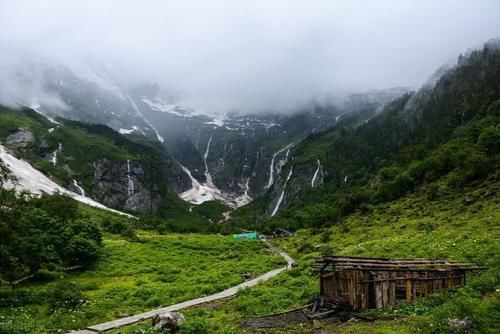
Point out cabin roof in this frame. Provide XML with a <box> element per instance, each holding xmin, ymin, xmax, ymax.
<box><xmin>313</xmin><ymin>255</ymin><xmax>484</xmax><ymax>273</ymax></box>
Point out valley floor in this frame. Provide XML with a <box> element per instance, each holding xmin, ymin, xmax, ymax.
<box><xmin>0</xmin><ymin>232</ymin><xmax>284</xmax><ymax>333</ymax></box>
<box><xmin>1</xmin><ymin>179</ymin><xmax>498</xmax><ymax>334</ymax></box>
<box><xmin>114</xmin><ymin>177</ymin><xmax>500</xmax><ymax>333</ymax></box>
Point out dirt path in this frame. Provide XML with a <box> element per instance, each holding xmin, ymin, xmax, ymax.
<box><xmin>71</xmin><ymin>241</ymin><xmax>294</xmax><ymax>333</ymax></box>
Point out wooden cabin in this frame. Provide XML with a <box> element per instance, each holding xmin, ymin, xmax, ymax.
<box><xmin>313</xmin><ymin>256</ymin><xmax>483</xmax><ymax>311</ymax></box>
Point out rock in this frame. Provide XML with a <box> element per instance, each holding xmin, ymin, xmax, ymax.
<box><xmin>448</xmin><ymin>317</ymin><xmax>473</xmax><ymax>331</ymax></box>
<box><xmin>92</xmin><ymin>158</ymin><xmax>162</xmax><ymax>214</ymax></box>
<box><xmin>483</xmin><ymin>189</ymin><xmax>496</xmax><ymax>198</ymax></box>
<box><xmin>152</xmin><ymin>311</ymin><xmax>185</xmax><ymax>333</ymax></box>
<box><xmin>5</xmin><ymin>128</ymin><xmax>35</xmax><ymax>153</ymax></box>
<box><xmin>37</xmin><ymin>140</ymin><xmax>50</xmax><ymax>156</ymax></box>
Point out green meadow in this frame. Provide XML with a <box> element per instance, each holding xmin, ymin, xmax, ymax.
<box><xmin>0</xmin><ymin>232</ymin><xmax>284</xmax><ymax>333</ymax></box>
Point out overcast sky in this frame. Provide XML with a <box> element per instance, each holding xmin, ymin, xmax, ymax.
<box><xmin>1</xmin><ymin>0</ymin><xmax>499</xmax><ymax>113</ymax></box>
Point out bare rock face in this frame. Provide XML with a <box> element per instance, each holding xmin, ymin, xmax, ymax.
<box><xmin>92</xmin><ymin>158</ymin><xmax>162</xmax><ymax>214</ymax></box>
<box><xmin>152</xmin><ymin>311</ymin><xmax>185</xmax><ymax>333</ymax></box>
<box><xmin>5</xmin><ymin>129</ymin><xmax>35</xmax><ymax>153</ymax></box>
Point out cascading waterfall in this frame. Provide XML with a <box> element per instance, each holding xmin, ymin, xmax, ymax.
<box><xmin>266</xmin><ymin>143</ymin><xmax>293</xmax><ymax>189</ymax></box>
<box><xmin>203</xmin><ymin>135</ymin><xmax>214</xmax><ymax>186</ymax></box>
<box><xmin>179</xmin><ymin>135</ymin><xmax>254</xmax><ymax>208</ymax></box>
<box><xmin>72</xmin><ymin>179</ymin><xmax>86</xmax><ymax>197</ymax></box>
<box><xmin>51</xmin><ymin>143</ymin><xmax>62</xmax><ymax>166</ymax></box>
<box><xmin>311</xmin><ymin>159</ymin><xmax>322</xmax><ymax>187</ymax></box>
<box><xmin>271</xmin><ymin>167</ymin><xmax>293</xmax><ymax>217</ymax></box>
<box><xmin>127</xmin><ymin>159</ymin><xmax>134</xmax><ymax>197</ymax></box>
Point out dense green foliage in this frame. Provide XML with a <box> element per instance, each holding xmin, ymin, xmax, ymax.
<box><xmin>0</xmin><ymin>230</ymin><xmax>283</xmax><ymax>333</ymax></box>
<box><xmin>105</xmin><ymin>161</ymin><xmax>500</xmax><ymax>331</ymax></box>
<box><xmin>1</xmin><ymin>42</ymin><xmax>499</xmax><ymax>334</ymax></box>
<box><xmin>114</xmin><ymin>175</ymin><xmax>499</xmax><ymax>333</ymax></box>
<box><xmin>232</xmin><ymin>41</ymin><xmax>500</xmax><ymax>233</ymax></box>
<box><xmin>0</xmin><ymin>107</ymin><xmax>181</xmax><ymax>216</ymax></box>
<box><xmin>0</xmin><ymin>190</ymin><xmax>102</xmax><ymax>283</ymax></box>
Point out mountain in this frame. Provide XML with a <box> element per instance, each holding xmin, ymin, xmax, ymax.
<box><xmin>0</xmin><ymin>106</ymin><xmax>191</xmax><ymax>214</ymax></box>
<box><xmin>231</xmin><ymin>39</ymin><xmax>500</xmax><ymax>230</ymax></box>
<box><xmin>4</xmin><ymin>60</ymin><xmax>408</xmax><ymax>208</ymax></box>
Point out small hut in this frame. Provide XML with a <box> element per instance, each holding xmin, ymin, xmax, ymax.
<box><xmin>313</xmin><ymin>256</ymin><xmax>483</xmax><ymax>311</ymax></box>
<box><xmin>232</xmin><ymin>232</ymin><xmax>258</xmax><ymax>240</ymax></box>
<box><xmin>272</xmin><ymin>228</ymin><xmax>295</xmax><ymax>238</ymax></box>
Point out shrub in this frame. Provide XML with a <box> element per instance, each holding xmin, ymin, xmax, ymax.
<box><xmin>49</xmin><ymin>281</ymin><xmax>85</xmax><ymax>310</ymax></box>
<box><xmin>478</xmin><ymin>125</ymin><xmax>500</xmax><ymax>154</ymax></box>
<box><xmin>180</xmin><ymin>318</ymin><xmax>209</xmax><ymax>334</ymax></box>
<box><xmin>64</xmin><ymin>236</ymin><xmax>99</xmax><ymax>266</ymax></box>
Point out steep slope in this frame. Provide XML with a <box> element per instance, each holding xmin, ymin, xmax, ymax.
<box><xmin>0</xmin><ymin>106</ymin><xmax>189</xmax><ymax>214</ymax></box>
<box><xmin>3</xmin><ymin>60</ymin><xmax>407</xmax><ymax>207</ymax></box>
<box><xmin>0</xmin><ymin>144</ymin><xmax>132</xmax><ymax>217</ymax></box>
<box><xmin>231</xmin><ymin>40</ymin><xmax>500</xmax><ymax>228</ymax></box>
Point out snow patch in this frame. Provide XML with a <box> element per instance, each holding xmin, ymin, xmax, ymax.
<box><xmin>204</xmin><ymin>118</ymin><xmax>225</xmax><ymax>127</ymax></box>
<box><xmin>178</xmin><ymin>162</ymin><xmax>250</xmax><ymax>208</ymax></box>
<box><xmin>127</xmin><ymin>95</ymin><xmax>164</xmax><ymax>143</ymax></box>
<box><xmin>30</xmin><ymin>103</ymin><xmax>61</xmax><ymax>125</ymax></box>
<box><xmin>119</xmin><ymin>128</ymin><xmax>135</xmax><ymax>135</ymax></box>
<box><xmin>70</xmin><ymin>64</ymin><xmax>126</xmax><ymax>101</ymax></box>
<box><xmin>141</xmin><ymin>97</ymin><xmax>196</xmax><ymax>118</ymax></box>
<box><xmin>234</xmin><ymin>178</ymin><xmax>252</xmax><ymax>207</ymax></box>
<box><xmin>0</xmin><ymin>145</ymin><xmax>133</xmax><ymax>218</ymax></box>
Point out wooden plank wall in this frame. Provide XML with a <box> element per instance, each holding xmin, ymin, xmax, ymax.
<box><xmin>320</xmin><ymin>269</ymin><xmax>467</xmax><ymax>310</ymax></box>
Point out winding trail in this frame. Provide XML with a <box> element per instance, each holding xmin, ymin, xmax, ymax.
<box><xmin>71</xmin><ymin>241</ymin><xmax>294</xmax><ymax>333</ymax></box>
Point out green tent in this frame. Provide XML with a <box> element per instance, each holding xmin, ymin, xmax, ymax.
<box><xmin>232</xmin><ymin>232</ymin><xmax>258</xmax><ymax>240</ymax></box>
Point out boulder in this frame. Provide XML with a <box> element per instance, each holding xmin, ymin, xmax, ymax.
<box><xmin>448</xmin><ymin>317</ymin><xmax>473</xmax><ymax>331</ymax></box>
<box><xmin>152</xmin><ymin>311</ymin><xmax>185</xmax><ymax>333</ymax></box>
<box><xmin>5</xmin><ymin>128</ymin><xmax>35</xmax><ymax>153</ymax></box>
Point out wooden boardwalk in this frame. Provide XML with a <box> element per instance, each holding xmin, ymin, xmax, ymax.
<box><xmin>71</xmin><ymin>241</ymin><xmax>294</xmax><ymax>333</ymax></box>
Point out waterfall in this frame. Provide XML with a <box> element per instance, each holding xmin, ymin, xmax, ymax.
<box><xmin>127</xmin><ymin>159</ymin><xmax>134</xmax><ymax>197</ymax></box>
<box><xmin>51</xmin><ymin>143</ymin><xmax>62</xmax><ymax>166</ymax></box>
<box><xmin>311</xmin><ymin>159</ymin><xmax>322</xmax><ymax>187</ymax></box>
<box><xmin>271</xmin><ymin>167</ymin><xmax>293</xmax><ymax>217</ymax></box>
<box><xmin>203</xmin><ymin>135</ymin><xmax>214</xmax><ymax>186</ymax></box>
<box><xmin>72</xmin><ymin>179</ymin><xmax>86</xmax><ymax>197</ymax></box>
<box><xmin>266</xmin><ymin>143</ymin><xmax>293</xmax><ymax>189</ymax></box>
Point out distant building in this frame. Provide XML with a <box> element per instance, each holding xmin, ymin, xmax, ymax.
<box><xmin>313</xmin><ymin>255</ymin><xmax>483</xmax><ymax>311</ymax></box>
<box><xmin>232</xmin><ymin>232</ymin><xmax>258</xmax><ymax>240</ymax></box>
<box><xmin>272</xmin><ymin>228</ymin><xmax>294</xmax><ymax>238</ymax></box>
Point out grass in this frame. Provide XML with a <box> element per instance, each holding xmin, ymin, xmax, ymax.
<box><xmin>113</xmin><ymin>178</ymin><xmax>500</xmax><ymax>333</ymax></box>
<box><xmin>0</xmin><ymin>232</ymin><xmax>284</xmax><ymax>333</ymax></box>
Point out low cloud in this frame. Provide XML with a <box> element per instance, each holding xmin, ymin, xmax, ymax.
<box><xmin>1</xmin><ymin>0</ymin><xmax>499</xmax><ymax>114</ymax></box>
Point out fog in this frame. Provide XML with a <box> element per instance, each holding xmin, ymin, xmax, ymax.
<box><xmin>1</xmin><ymin>0</ymin><xmax>499</xmax><ymax>114</ymax></box>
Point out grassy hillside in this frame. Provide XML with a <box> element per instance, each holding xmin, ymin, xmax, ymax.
<box><xmin>116</xmin><ymin>176</ymin><xmax>499</xmax><ymax>333</ymax></box>
<box><xmin>231</xmin><ymin>40</ymin><xmax>500</xmax><ymax>233</ymax></box>
<box><xmin>0</xmin><ymin>229</ymin><xmax>284</xmax><ymax>333</ymax></box>
<box><xmin>0</xmin><ymin>106</ymin><xmax>234</xmax><ymax>227</ymax></box>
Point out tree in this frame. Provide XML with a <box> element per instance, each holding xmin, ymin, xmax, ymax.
<box><xmin>478</xmin><ymin>126</ymin><xmax>500</xmax><ymax>154</ymax></box>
